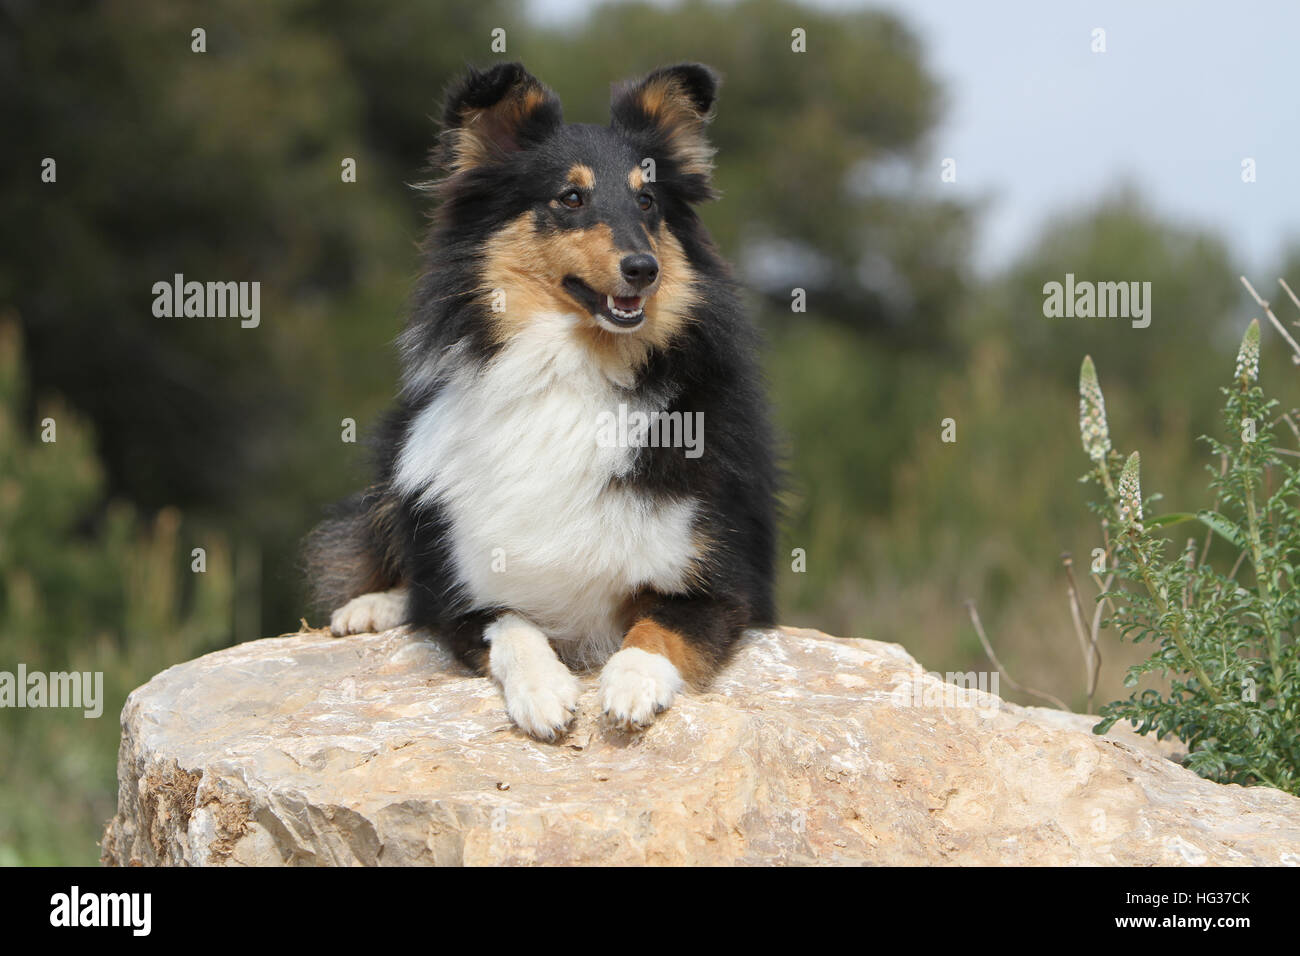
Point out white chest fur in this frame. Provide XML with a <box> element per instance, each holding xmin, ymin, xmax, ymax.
<box><xmin>393</xmin><ymin>312</ymin><xmax>699</xmax><ymax>662</ymax></box>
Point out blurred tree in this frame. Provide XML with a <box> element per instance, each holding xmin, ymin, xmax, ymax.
<box><xmin>301</xmin><ymin>0</ymin><xmax>522</xmax><ymax>193</ymax></box>
<box><xmin>3</xmin><ymin>0</ymin><xmax>377</xmax><ymax>509</ymax></box>
<box><xmin>781</xmin><ymin>197</ymin><xmax>1298</xmax><ymax>715</ymax></box>
<box><xmin>986</xmin><ymin>189</ymin><xmax>1244</xmax><ymax>413</ymax></box>
<box><xmin>0</xmin><ymin>318</ymin><xmax>233</xmax><ymax>864</ymax></box>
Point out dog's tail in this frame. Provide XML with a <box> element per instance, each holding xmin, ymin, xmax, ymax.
<box><xmin>301</xmin><ymin>484</ymin><xmax>403</xmax><ymax>617</ymax></box>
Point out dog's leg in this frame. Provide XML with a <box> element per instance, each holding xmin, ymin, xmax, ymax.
<box><xmin>480</xmin><ymin>612</ymin><xmax>580</xmax><ymax>741</ymax></box>
<box><xmin>599</xmin><ymin>594</ymin><xmax>747</xmax><ymax>730</ymax></box>
<box><xmin>329</xmin><ymin>587</ymin><xmax>409</xmax><ymax>636</ymax></box>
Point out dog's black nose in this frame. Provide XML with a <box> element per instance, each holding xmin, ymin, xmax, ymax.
<box><xmin>620</xmin><ymin>253</ymin><xmax>659</xmax><ymax>290</ymax></box>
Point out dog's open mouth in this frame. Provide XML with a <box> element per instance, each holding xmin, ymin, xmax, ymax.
<box><xmin>562</xmin><ymin>277</ymin><xmax>647</xmax><ymax>330</ymax></box>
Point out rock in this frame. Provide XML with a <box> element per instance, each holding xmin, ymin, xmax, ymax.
<box><xmin>101</xmin><ymin>625</ymin><xmax>1300</xmax><ymax>866</ymax></box>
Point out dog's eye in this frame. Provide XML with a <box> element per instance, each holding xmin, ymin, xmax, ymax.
<box><xmin>637</xmin><ymin>193</ymin><xmax>654</xmax><ymax>212</ymax></box>
<box><xmin>559</xmin><ymin>189</ymin><xmax>583</xmax><ymax>209</ymax></box>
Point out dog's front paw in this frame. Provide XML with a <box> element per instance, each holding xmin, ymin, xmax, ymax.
<box><xmin>486</xmin><ymin>615</ymin><xmax>580</xmax><ymax>741</ymax></box>
<box><xmin>599</xmin><ymin>648</ymin><xmax>683</xmax><ymax>731</ymax></box>
<box><xmin>501</xmin><ymin>661</ymin><xmax>581</xmax><ymax>742</ymax></box>
<box><xmin>329</xmin><ymin>588</ymin><xmax>408</xmax><ymax>636</ymax></box>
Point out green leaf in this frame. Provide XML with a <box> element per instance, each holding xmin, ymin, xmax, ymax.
<box><xmin>1195</xmin><ymin>510</ymin><xmax>1246</xmax><ymax>549</ymax></box>
<box><xmin>1145</xmin><ymin>512</ymin><xmax>1199</xmax><ymax>528</ymax></box>
<box><xmin>1093</xmin><ymin>716</ymin><xmax>1119</xmax><ymax>735</ymax></box>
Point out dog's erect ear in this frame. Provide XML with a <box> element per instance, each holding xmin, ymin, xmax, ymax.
<box><xmin>611</xmin><ymin>64</ymin><xmax>720</xmax><ymax>194</ymax></box>
<box><xmin>439</xmin><ymin>63</ymin><xmax>562</xmax><ymax>174</ymax></box>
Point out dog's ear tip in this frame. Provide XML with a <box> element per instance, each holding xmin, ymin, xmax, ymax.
<box><xmin>442</xmin><ymin>62</ymin><xmax>551</xmax><ymax>128</ymax></box>
<box><xmin>436</xmin><ymin>63</ymin><xmax>561</xmax><ymax>172</ymax></box>
<box><xmin>682</xmin><ymin>64</ymin><xmax>721</xmax><ymax>111</ymax></box>
<box><xmin>670</xmin><ymin>62</ymin><xmax>721</xmax><ymax>82</ymax></box>
<box><xmin>452</xmin><ymin>62</ymin><xmax>531</xmax><ymax>97</ymax></box>
<box><xmin>481</xmin><ymin>61</ymin><xmax>531</xmax><ymax>83</ymax></box>
<box><xmin>643</xmin><ymin>63</ymin><xmax>721</xmax><ymax>114</ymax></box>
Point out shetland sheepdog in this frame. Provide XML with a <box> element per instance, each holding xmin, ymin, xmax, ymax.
<box><xmin>305</xmin><ymin>62</ymin><xmax>777</xmax><ymax>740</ymax></box>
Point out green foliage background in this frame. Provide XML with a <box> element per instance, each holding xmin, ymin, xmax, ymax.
<box><xmin>1</xmin><ymin>0</ymin><xmax>1296</xmax><ymax>862</ymax></box>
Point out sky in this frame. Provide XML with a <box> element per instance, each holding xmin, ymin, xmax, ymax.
<box><xmin>525</xmin><ymin>0</ymin><xmax>1299</xmax><ymax>276</ymax></box>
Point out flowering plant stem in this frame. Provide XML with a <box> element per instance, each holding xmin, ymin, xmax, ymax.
<box><xmin>1075</xmin><ymin>317</ymin><xmax>1298</xmax><ymax>794</ymax></box>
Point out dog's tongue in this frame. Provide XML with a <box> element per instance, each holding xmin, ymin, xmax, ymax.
<box><xmin>613</xmin><ymin>296</ymin><xmax>643</xmax><ymax>310</ymax></box>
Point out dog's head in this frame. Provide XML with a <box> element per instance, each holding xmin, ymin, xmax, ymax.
<box><xmin>433</xmin><ymin>62</ymin><xmax>719</xmax><ymax>345</ymax></box>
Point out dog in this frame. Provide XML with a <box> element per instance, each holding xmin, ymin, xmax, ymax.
<box><xmin>305</xmin><ymin>62</ymin><xmax>777</xmax><ymax>741</ymax></box>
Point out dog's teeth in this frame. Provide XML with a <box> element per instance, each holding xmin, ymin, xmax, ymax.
<box><xmin>602</xmin><ymin>293</ymin><xmax>645</xmax><ymax>324</ymax></box>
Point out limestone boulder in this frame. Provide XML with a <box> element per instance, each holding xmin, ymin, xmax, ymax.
<box><xmin>101</xmin><ymin>625</ymin><xmax>1300</xmax><ymax>865</ymax></box>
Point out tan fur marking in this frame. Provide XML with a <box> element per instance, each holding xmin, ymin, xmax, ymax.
<box><xmin>448</xmin><ymin>85</ymin><xmax>553</xmax><ymax>174</ymax></box>
<box><xmin>628</xmin><ymin>166</ymin><xmax>645</xmax><ymax>191</ymax></box>
<box><xmin>622</xmin><ymin>617</ymin><xmax>710</xmax><ymax>686</ymax></box>
<box><xmin>628</xmin><ymin>76</ymin><xmax>715</xmax><ymax>178</ymax></box>
<box><xmin>480</xmin><ymin>213</ymin><xmax>700</xmax><ymax>380</ymax></box>
<box><xmin>638</xmin><ymin>77</ymin><xmax>673</xmax><ymax>120</ymax></box>
<box><xmin>569</xmin><ymin>164</ymin><xmax>595</xmax><ymax>189</ymax></box>
<box><xmin>642</xmin><ymin>223</ymin><xmax>696</xmax><ymax>346</ymax></box>
<box><xmin>519</xmin><ymin>86</ymin><xmax>548</xmax><ymax>114</ymax></box>
<box><xmin>480</xmin><ymin>214</ymin><xmax>621</xmax><ymax>333</ymax></box>
<box><xmin>446</xmin><ymin>127</ymin><xmax>488</xmax><ymax>175</ymax></box>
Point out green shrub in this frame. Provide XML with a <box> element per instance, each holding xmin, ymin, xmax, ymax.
<box><xmin>1079</xmin><ymin>324</ymin><xmax>1299</xmax><ymax>794</ymax></box>
<box><xmin>0</xmin><ymin>319</ymin><xmax>233</xmax><ymax>864</ymax></box>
